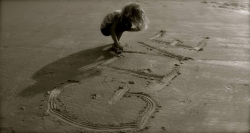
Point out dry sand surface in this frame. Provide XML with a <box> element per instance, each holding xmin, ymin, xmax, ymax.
<box><xmin>1</xmin><ymin>0</ymin><xmax>250</xmax><ymax>133</ymax></box>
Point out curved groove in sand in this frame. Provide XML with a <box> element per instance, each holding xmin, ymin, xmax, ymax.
<box><xmin>134</xmin><ymin>94</ymin><xmax>157</xmax><ymax>129</ymax></box>
<box><xmin>47</xmin><ymin>89</ymin><xmax>157</xmax><ymax>132</ymax></box>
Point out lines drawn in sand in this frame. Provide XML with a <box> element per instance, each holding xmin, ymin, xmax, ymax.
<box><xmin>149</xmin><ymin>30</ymin><xmax>166</xmax><ymax>40</ymax></box>
<box><xmin>46</xmin><ymin>39</ymin><xmax>184</xmax><ymax>132</ymax></box>
<box><xmin>76</xmin><ymin>57</ymin><xmax>119</xmax><ymax>80</ymax></box>
<box><xmin>138</xmin><ymin>41</ymin><xmax>194</xmax><ymax>61</ymax></box>
<box><xmin>47</xmin><ymin>63</ymin><xmax>179</xmax><ymax>131</ymax></box>
<box><xmin>148</xmin><ymin>64</ymin><xmax>181</xmax><ymax>92</ymax></box>
<box><xmin>169</xmin><ymin>40</ymin><xmax>180</xmax><ymax>46</ymax></box>
<box><xmin>149</xmin><ymin>30</ymin><xmax>210</xmax><ymax>51</ymax></box>
<box><xmin>104</xmin><ymin>66</ymin><xmax>163</xmax><ymax>80</ymax></box>
<box><xmin>150</xmin><ymin>39</ymin><xmax>194</xmax><ymax>50</ymax></box>
<box><xmin>193</xmin><ymin>37</ymin><xmax>210</xmax><ymax>51</ymax></box>
<box><xmin>47</xmin><ymin>87</ymin><xmax>158</xmax><ymax>132</ymax></box>
<box><xmin>108</xmin><ymin>86</ymin><xmax>130</xmax><ymax>105</ymax></box>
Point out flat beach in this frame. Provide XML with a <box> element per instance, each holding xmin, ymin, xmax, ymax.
<box><xmin>1</xmin><ymin>0</ymin><xmax>250</xmax><ymax>132</ymax></box>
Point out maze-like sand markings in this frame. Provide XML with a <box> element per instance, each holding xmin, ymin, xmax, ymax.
<box><xmin>138</xmin><ymin>41</ymin><xmax>194</xmax><ymax>61</ymax></box>
<box><xmin>148</xmin><ymin>64</ymin><xmax>180</xmax><ymax>92</ymax></box>
<box><xmin>47</xmin><ymin>44</ymin><xmax>184</xmax><ymax>132</ymax></box>
<box><xmin>193</xmin><ymin>37</ymin><xmax>210</xmax><ymax>51</ymax></box>
<box><xmin>46</xmin><ymin>56</ymin><xmax>162</xmax><ymax>132</ymax></box>
<box><xmin>108</xmin><ymin>86</ymin><xmax>130</xmax><ymax>105</ymax></box>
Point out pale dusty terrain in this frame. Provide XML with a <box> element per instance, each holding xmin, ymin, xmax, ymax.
<box><xmin>1</xmin><ymin>0</ymin><xmax>250</xmax><ymax>133</ymax></box>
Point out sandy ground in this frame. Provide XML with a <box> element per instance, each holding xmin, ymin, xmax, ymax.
<box><xmin>1</xmin><ymin>0</ymin><xmax>250</xmax><ymax>132</ymax></box>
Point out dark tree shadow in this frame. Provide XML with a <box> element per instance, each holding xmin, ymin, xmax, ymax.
<box><xmin>19</xmin><ymin>44</ymin><xmax>115</xmax><ymax>97</ymax></box>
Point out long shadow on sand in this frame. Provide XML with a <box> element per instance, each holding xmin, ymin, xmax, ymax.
<box><xmin>19</xmin><ymin>44</ymin><xmax>115</xmax><ymax>97</ymax></box>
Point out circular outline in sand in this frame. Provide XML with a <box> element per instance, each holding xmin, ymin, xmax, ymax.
<box><xmin>47</xmin><ymin>84</ymin><xmax>158</xmax><ymax>132</ymax></box>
